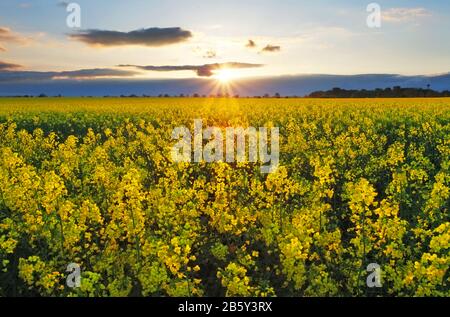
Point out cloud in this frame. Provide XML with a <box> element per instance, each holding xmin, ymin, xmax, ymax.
<box><xmin>383</xmin><ymin>8</ymin><xmax>432</xmax><ymax>22</ymax></box>
<box><xmin>0</xmin><ymin>68</ymin><xmax>139</xmax><ymax>82</ymax></box>
<box><xmin>0</xmin><ymin>46</ymin><xmax>5</xmax><ymax>52</ymax></box>
<box><xmin>3</xmin><ymin>73</ymin><xmax>450</xmax><ymax>97</ymax></box>
<box><xmin>57</xmin><ymin>1</ymin><xmax>69</xmax><ymax>7</ymax></box>
<box><xmin>0</xmin><ymin>27</ymin><xmax>29</xmax><ymax>44</ymax></box>
<box><xmin>0</xmin><ymin>60</ymin><xmax>23</xmax><ymax>71</ymax></box>
<box><xmin>203</xmin><ymin>50</ymin><xmax>217</xmax><ymax>59</ymax></box>
<box><xmin>261</xmin><ymin>44</ymin><xmax>281</xmax><ymax>53</ymax></box>
<box><xmin>55</xmin><ymin>68</ymin><xmax>139</xmax><ymax>79</ymax></box>
<box><xmin>69</xmin><ymin>27</ymin><xmax>193</xmax><ymax>47</ymax></box>
<box><xmin>192</xmin><ymin>46</ymin><xmax>218</xmax><ymax>59</ymax></box>
<box><xmin>119</xmin><ymin>62</ymin><xmax>263</xmax><ymax>77</ymax></box>
<box><xmin>246</xmin><ymin>40</ymin><xmax>257</xmax><ymax>48</ymax></box>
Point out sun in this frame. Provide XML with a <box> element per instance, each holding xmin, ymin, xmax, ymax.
<box><xmin>215</xmin><ymin>68</ymin><xmax>234</xmax><ymax>83</ymax></box>
<box><xmin>210</xmin><ymin>68</ymin><xmax>242</xmax><ymax>95</ymax></box>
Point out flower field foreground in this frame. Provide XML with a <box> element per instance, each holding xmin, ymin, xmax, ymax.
<box><xmin>0</xmin><ymin>97</ymin><xmax>449</xmax><ymax>297</ymax></box>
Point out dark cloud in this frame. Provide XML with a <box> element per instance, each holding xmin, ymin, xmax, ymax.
<box><xmin>56</xmin><ymin>68</ymin><xmax>139</xmax><ymax>78</ymax></box>
<box><xmin>0</xmin><ymin>68</ymin><xmax>139</xmax><ymax>82</ymax></box>
<box><xmin>261</xmin><ymin>44</ymin><xmax>281</xmax><ymax>53</ymax></box>
<box><xmin>0</xmin><ymin>60</ymin><xmax>23</xmax><ymax>70</ymax></box>
<box><xmin>246</xmin><ymin>40</ymin><xmax>257</xmax><ymax>48</ymax></box>
<box><xmin>119</xmin><ymin>62</ymin><xmax>263</xmax><ymax>77</ymax></box>
<box><xmin>3</xmin><ymin>73</ymin><xmax>450</xmax><ymax>97</ymax></box>
<box><xmin>69</xmin><ymin>27</ymin><xmax>193</xmax><ymax>47</ymax></box>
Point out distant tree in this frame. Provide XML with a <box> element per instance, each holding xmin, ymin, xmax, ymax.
<box><xmin>274</xmin><ymin>92</ymin><xmax>281</xmax><ymax>98</ymax></box>
<box><xmin>38</xmin><ymin>93</ymin><xmax>47</xmax><ymax>98</ymax></box>
<box><xmin>306</xmin><ymin>86</ymin><xmax>448</xmax><ymax>98</ymax></box>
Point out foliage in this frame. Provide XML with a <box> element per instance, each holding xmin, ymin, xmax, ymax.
<box><xmin>0</xmin><ymin>97</ymin><xmax>449</xmax><ymax>297</ymax></box>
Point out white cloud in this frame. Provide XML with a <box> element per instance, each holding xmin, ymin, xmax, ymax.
<box><xmin>383</xmin><ymin>7</ymin><xmax>432</xmax><ymax>23</ymax></box>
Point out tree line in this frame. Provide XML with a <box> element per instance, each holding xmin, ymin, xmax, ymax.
<box><xmin>3</xmin><ymin>86</ymin><xmax>450</xmax><ymax>98</ymax></box>
<box><xmin>307</xmin><ymin>86</ymin><xmax>450</xmax><ymax>98</ymax></box>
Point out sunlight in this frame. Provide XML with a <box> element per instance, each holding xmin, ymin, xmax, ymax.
<box><xmin>215</xmin><ymin>68</ymin><xmax>234</xmax><ymax>83</ymax></box>
<box><xmin>205</xmin><ymin>67</ymin><xmax>247</xmax><ymax>97</ymax></box>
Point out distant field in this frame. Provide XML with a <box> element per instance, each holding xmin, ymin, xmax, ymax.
<box><xmin>0</xmin><ymin>97</ymin><xmax>449</xmax><ymax>297</ymax></box>
<box><xmin>2</xmin><ymin>97</ymin><xmax>450</xmax><ymax>114</ymax></box>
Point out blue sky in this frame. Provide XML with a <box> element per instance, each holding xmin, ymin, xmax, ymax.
<box><xmin>0</xmin><ymin>0</ymin><xmax>449</xmax><ymax>81</ymax></box>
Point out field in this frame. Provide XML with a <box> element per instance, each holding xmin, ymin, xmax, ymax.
<box><xmin>0</xmin><ymin>97</ymin><xmax>449</xmax><ymax>297</ymax></box>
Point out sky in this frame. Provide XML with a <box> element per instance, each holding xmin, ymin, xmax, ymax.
<box><xmin>0</xmin><ymin>0</ymin><xmax>449</xmax><ymax>94</ymax></box>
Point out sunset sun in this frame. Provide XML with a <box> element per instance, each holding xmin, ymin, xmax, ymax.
<box><xmin>215</xmin><ymin>68</ymin><xmax>234</xmax><ymax>83</ymax></box>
